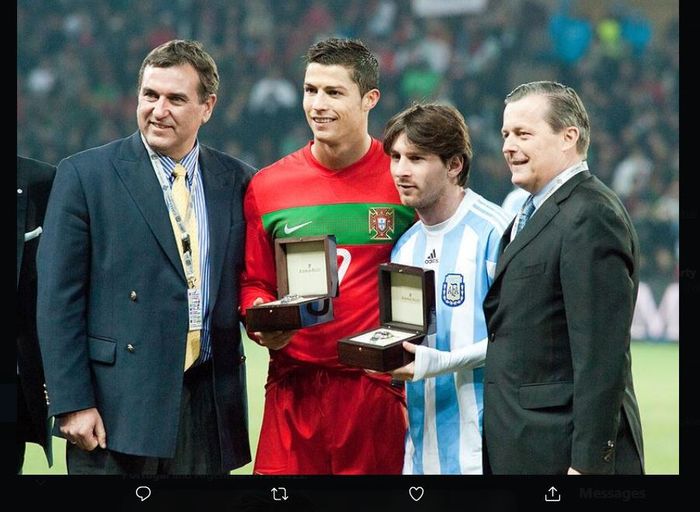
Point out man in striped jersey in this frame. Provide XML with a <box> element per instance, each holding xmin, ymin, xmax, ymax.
<box><xmin>240</xmin><ymin>38</ymin><xmax>414</xmax><ymax>474</ymax></box>
<box><xmin>384</xmin><ymin>104</ymin><xmax>509</xmax><ymax>474</ymax></box>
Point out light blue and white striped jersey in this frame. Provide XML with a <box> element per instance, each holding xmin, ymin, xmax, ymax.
<box><xmin>392</xmin><ymin>189</ymin><xmax>509</xmax><ymax>474</ymax></box>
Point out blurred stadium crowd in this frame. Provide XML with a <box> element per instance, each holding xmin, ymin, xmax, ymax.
<box><xmin>17</xmin><ymin>0</ymin><xmax>678</xmax><ymax>340</ymax></box>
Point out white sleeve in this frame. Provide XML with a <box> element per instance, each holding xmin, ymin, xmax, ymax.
<box><xmin>412</xmin><ymin>338</ymin><xmax>488</xmax><ymax>381</ymax></box>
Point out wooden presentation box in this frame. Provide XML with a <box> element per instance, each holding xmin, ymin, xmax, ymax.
<box><xmin>338</xmin><ymin>263</ymin><xmax>436</xmax><ymax>372</ymax></box>
<box><xmin>246</xmin><ymin>235</ymin><xmax>339</xmax><ymax>332</ymax></box>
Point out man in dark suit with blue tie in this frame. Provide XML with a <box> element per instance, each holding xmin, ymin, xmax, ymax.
<box><xmin>17</xmin><ymin>155</ymin><xmax>55</xmax><ymax>473</ymax></box>
<box><xmin>483</xmin><ymin>81</ymin><xmax>644</xmax><ymax>474</ymax></box>
<box><xmin>37</xmin><ymin>40</ymin><xmax>254</xmax><ymax>474</ymax></box>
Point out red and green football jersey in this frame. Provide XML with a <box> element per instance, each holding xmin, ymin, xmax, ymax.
<box><xmin>241</xmin><ymin>138</ymin><xmax>414</xmax><ymax>372</ymax></box>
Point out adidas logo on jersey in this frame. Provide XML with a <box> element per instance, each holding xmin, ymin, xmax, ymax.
<box><xmin>425</xmin><ymin>249</ymin><xmax>439</xmax><ymax>264</ymax></box>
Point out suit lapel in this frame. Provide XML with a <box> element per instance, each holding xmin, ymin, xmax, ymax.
<box><xmin>113</xmin><ymin>133</ymin><xmax>184</xmax><ymax>278</ymax></box>
<box><xmin>199</xmin><ymin>147</ymin><xmax>233</xmax><ymax>310</ymax></box>
<box><xmin>493</xmin><ymin>171</ymin><xmax>592</xmax><ymax>283</ymax></box>
<box><xmin>494</xmin><ymin>201</ymin><xmax>559</xmax><ymax>282</ymax></box>
<box><xmin>17</xmin><ymin>159</ymin><xmax>28</xmax><ymax>289</ymax></box>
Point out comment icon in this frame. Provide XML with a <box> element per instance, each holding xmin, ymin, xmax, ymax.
<box><xmin>135</xmin><ymin>486</ymin><xmax>152</xmax><ymax>502</ymax></box>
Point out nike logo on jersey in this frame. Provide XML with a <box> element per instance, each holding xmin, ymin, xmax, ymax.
<box><xmin>284</xmin><ymin>220</ymin><xmax>313</xmax><ymax>235</ymax></box>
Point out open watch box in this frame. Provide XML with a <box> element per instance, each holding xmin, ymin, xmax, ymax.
<box><xmin>246</xmin><ymin>235</ymin><xmax>339</xmax><ymax>332</ymax></box>
<box><xmin>338</xmin><ymin>263</ymin><xmax>435</xmax><ymax>371</ymax></box>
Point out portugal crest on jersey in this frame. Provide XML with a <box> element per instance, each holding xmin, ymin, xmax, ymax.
<box><xmin>442</xmin><ymin>273</ymin><xmax>465</xmax><ymax>307</ymax></box>
<box><xmin>369</xmin><ymin>207</ymin><xmax>395</xmax><ymax>240</ymax></box>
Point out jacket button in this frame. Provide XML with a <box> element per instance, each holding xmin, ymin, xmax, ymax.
<box><xmin>126</xmin><ymin>344</ymin><xmax>135</xmax><ymax>353</ymax></box>
<box><xmin>129</xmin><ymin>291</ymin><xmax>138</xmax><ymax>301</ymax></box>
<box><xmin>489</xmin><ymin>332</ymin><xmax>495</xmax><ymax>343</ymax></box>
<box><xmin>240</xmin><ymin>355</ymin><xmax>247</xmax><ymax>363</ymax></box>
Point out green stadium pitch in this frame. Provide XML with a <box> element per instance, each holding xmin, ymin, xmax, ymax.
<box><xmin>21</xmin><ymin>337</ymin><xmax>678</xmax><ymax>475</ymax></box>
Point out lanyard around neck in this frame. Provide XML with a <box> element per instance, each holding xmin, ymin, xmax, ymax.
<box><xmin>151</xmin><ymin>156</ymin><xmax>200</xmax><ymax>287</ymax></box>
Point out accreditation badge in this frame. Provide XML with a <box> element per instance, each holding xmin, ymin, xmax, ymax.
<box><xmin>187</xmin><ymin>288</ymin><xmax>203</xmax><ymax>330</ymax></box>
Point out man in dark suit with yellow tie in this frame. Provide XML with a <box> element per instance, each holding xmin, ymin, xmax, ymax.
<box><xmin>483</xmin><ymin>81</ymin><xmax>644</xmax><ymax>474</ymax></box>
<box><xmin>17</xmin><ymin>155</ymin><xmax>55</xmax><ymax>473</ymax></box>
<box><xmin>37</xmin><ymin>40</ymin><xmax>254</xmax><ymax>474</ymax></box>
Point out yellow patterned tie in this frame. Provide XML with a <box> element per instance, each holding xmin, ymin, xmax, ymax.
<box><xmin>170</xmin><ymin>163</ymin><xmax>201</xmax><ymax>370</ymax></box>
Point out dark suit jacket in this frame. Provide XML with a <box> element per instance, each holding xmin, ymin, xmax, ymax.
<box><xmin>17</xmin><ymin>156</ymin><xmax>55</xmax><ymax>466</ymax></box>
<box><xmin>483</xmin><ymin>171</ymin><xmax>644</xmax><ymax>474</ymax></box>
<box><xmin>37</xmin><ymin>133</ymin><xmax>254</xmax><ymax>471</ymax></box>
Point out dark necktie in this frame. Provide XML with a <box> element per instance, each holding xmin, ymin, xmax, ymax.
<box><xmin>514</xmin><ymin>195</ymin><xmax>535</xmax><ymax>237</ymax></box>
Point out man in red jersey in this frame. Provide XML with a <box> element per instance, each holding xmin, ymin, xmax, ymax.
<box><xmin>240</xmin><ymin>38</ymin><xmax>414</xmax><ymax>474</ymax></box>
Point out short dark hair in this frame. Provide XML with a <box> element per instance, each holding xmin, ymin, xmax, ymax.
<box><xmin>138</xmin><ymin>39</ymin><xmax>219</xmax><ymax>103</ymax></box>
<box><xmin>505</xmin><ymin>80</ymin><xmax>590</xmax><ymax>156</ymax></box>
<box><xmin>305</xmin><ymin>38</ymin><xmax>379</xmax><ymax>97</ymax></box>
<box><xmin>383</xmin><ymin>103</ymin><xmax>473</xmax><ymax>187</ymax></box>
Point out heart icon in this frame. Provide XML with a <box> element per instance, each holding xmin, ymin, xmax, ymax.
<box><xmin>409</xmin><ymin>486</ymin><xmax>424</xmax><ymax>502</ymax></box>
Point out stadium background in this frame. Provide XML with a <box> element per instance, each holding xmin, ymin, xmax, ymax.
<box><xmin>18</xmin><ymin>0</ymin><xmax>678</xmax><ymax>474</ymax></box>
